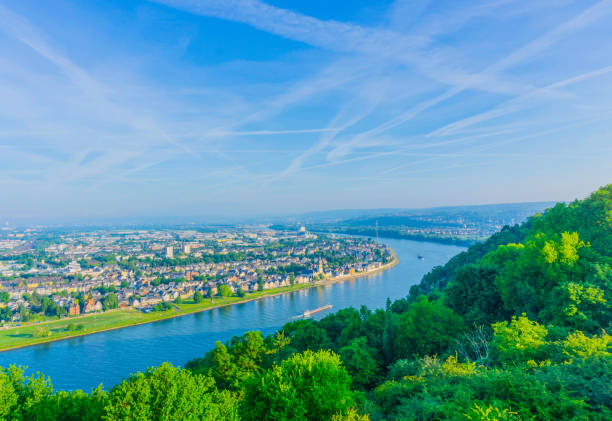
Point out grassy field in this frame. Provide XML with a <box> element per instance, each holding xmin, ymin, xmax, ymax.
<box><xmin>0</xmin><ymin>283</ymin><xmax>313</xmax><ymax>352</ymax></box>
<box><xmin>0</xmin><ymin>254</ymin><xmax>398</xmax><ymax>352</ymax></box>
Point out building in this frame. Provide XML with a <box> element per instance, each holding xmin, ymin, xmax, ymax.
<box><xmin>165</xmin><ymin>247</ymin><xmax>174</xmax><ymax>259</ymax></box>
<box><xmin>68</xmin><ymin>261</ymin><xmax>82</xmax><ymax>274</ymax></box>
<box><xmin>183</xmin><ymin>245</ymin><xmax>191</xmax><ymax>254</ymax></box>
<box><xmin>68</xmin><ymin>303</ymin><xmax>80</xmax><ymax>316</ymax></box>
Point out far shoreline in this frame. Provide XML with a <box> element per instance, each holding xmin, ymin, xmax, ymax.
<box><xmin>0</xmin><ymin>250</ymin><xmax>399</xmax><ymax>353</ymax></box>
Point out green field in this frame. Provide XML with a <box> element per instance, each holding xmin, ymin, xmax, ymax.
<box><xmin>0</xmin><ymin>283</ymin><xmax>314</xmax><ymax>352</ymax></box>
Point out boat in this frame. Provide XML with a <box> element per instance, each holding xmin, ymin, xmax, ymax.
<box><xmin>417</xmin><ymin>255</ymin><xmax>424</xmax><ymax>260</ymax></box>
<box><xmin>302</xmin><ymin>304</ymin><xmax>332</xmax><ymax>318</ymax></box>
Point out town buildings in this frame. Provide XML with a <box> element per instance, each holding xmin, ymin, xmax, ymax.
<box><xmin>0</xmin><ymin>227</ymin><xmax>391</xmax><ymax>321</ymax></box>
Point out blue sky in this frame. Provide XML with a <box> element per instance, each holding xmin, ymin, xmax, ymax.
<box><xmin>1</xmin><ymin>0</ymin><xmax>611</xmax><ymax>222</ymax></box>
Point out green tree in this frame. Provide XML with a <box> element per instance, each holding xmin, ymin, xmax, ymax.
<box><xmin>0</xmin><ymin>365</ymin><xmax>107</xmax><ymax>421</ymax></box>
<box><xmin>241</xmin><ymin>350</ymin><xmax>356</xmax><ymax>421</ymax></box>
<box><xmin>105</xmin><ymin>363</ymin><xmax>239</xmax><ymax>420</ymax></box>
<box><xmin>29</xmin><ymin>291</ymin><xmax>42</xmax><ymax>307</ymax></box>
<box><xmin>394</xmin><ymin>297</ymin><xmax>465</xmax><ymax>360</ymax></box>
<box><xmin>0</xmin><ymin>306</ymin><xmax>12</xmax><ymax>322</ymax></box>
<box><xmin>491</xmin><ymin>314</ymin><xmax>549</xmax><ymax>365</ymax></box>
<box><xmin>102</xmin><ymin>293</ymin><xmax>119</xmax><ymax>311</ymax></box>
<box><xmin>445</xmin><ymin>265</ymin><xmax>507</xmax><ymax>326</ymax></box>
<box><xmin>186</xmin><ymin>331</ymin><xmax>266</xmax><ymax>390</ymax></box>
<box><xmin>33</xmin><ymin>326</ymin><xmax>51</xmax><ymax>338</ymax></box>
<box><xmin>286</xmin><ymin>320</ymin><xmax>333</xmax><ymax>353</ymax></box>
<box><xmin>193</xmin><ymin>291</ymin><xmax>204</xmax><ymax>303</ymax></box>
<box><xmin>0</xmin><ymin>291</ymin><xmax>9</xmax><ymax>303</ymax></box>
<box><xmin>218</xmin><ymin>284</ymin><xmax>233</xmax><ymax>297</ymax></box>
<box><xmin>339</xmin><ymin>336</ymin><xmax>381</xmax><ymax>390</ymax></box>
<box><xmin>562</xmin><ymin>330</ymin><xmax>611</xmax><ymax>359</ymax></box>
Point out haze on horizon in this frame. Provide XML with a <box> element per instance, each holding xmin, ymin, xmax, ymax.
<box><xmin>1</xmin><ymin>0</ymin><xmax>611</xmax><ymax>223</ymax></box>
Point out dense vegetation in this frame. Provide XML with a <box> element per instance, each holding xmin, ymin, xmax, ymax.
<box><xmin>1</xmin><ymin>185</ymin><xmax>610</xmax><ymax>420</ymax></box>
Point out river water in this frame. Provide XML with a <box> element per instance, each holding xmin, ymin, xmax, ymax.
<box><xmin>0</xmin><ymin>238</ymin><xmax>465</xmax><ymax>391</ymax></box>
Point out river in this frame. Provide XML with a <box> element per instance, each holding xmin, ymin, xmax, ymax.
<box><xmin>0</xmin><ymin>238</ymin><xmax>465</xmax><ymax>391</ymax></box>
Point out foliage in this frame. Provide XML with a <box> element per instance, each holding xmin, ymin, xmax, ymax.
<box><xmin>445</xmin><ymin>265</ymin><xmax>508</xmax><ymax>326</ymax></box>
<box><xmin>185</xmin><ymin>331</ymin><xmax>266</xmax><ymax>390</ymax></box>
<box><xmin>153</xmin><ymin>302</ymin><xmax>173</xmax><ymax>312</ymax></box>
<box><xmin>339</xmin><ymin>337</ymin><xmax>382</xmax><ymax>390</ymax></box>
<box><xmin>217</xmin><ymin>284</ymin><xmax>233</xmax><ymax>297</ymax></box>
<box><xmin>491</xmin><ymin>315</ymin><xmax>549</xmax><ymax>365</ymax></box>
<box><xmin>241</xmin><ymin>350</ymin><xmax>356</xmax><ymax>421</ymax></box>
<box><xmin>102</xmin><ymin>293</ymin><xmax>118</xmax><ymax>311</ymax></box>
<box><xmin>463</xmin><ymin>403</ymin><xmax>519</xmax><ymax>421</ymax></box>
<box><xmin>394</xmin><ymin>297</ymin><xmax>465</xmax><ymax>360</ymax></box>
<box><xmin>105</xmin><ymin>363</ymin><xmax>238</xmax><ymax>420</ymax></box>
<box><xmin>562</xmin><ymin>330</ymin><xmax>611</xmax><ymax>359</ymax></box>
<box><xmin>32</xmin><ymin>326</ymin><xmax>51</xmax><ymax>338</ymax></box>
<box><xmin>0</xmin><ymin>365</ymin><xmax>107</xmax><ymax>421</ymax></box>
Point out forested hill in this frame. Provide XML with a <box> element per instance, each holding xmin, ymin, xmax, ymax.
<box><xmin>0</xmin><ymin>185</ymin><xmax>610</xmax><ymax>420</ymax></box>
<box><xmin>413</xmin><ymin>184</ymin><xmax>612</xmax><ymax>300</ymax></box>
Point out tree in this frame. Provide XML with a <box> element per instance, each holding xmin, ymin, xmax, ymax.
<box><xmin>33</xmin><ymin>326</ymin><xmax>51</xmax><ymax>338</ymax></box>
<box><xmin>394</xmin><ymin>297</ymin><xmax>465</xmax><ymax>360</ymax></box>
<box><xmin>339</xmin><ymin>336</ymin><xmax>381</xmax><ymax>390</ymax></box>
<box><xmin>105</xmin><ymin>363</ymin><xmax>239</xmax><ymax>420</ymax></box>
<box><xmin>0</xmin><ymin>291</ymin><xmax>9</xmax><ymax>303</ymax></box>
<box><xmin>29</xmin><ymin>291</ymin><xmax>42</xmax><ymax>308</ymax></box>
<box><xmin>186</xmin><ymin>331</ymin><xmax>266</xmax><ymax>390</ymax></box>
<box><xmin>287</xmin><ymin>320</ymin><xmax>333</xmax><ymax>353</ymax></box>
<box><xmin>241</xmin><ymin>350</ymin><xmax>356</xmax><ymax>421</ymax></box>
<box><xmin>18</xmin><ymin>304</ymin><xmax>30</xmax><ymax>322</ymax></box>
<box><xmin>41</xmin><ymin>297</ymin><xmax>58</xmax><ymax>316</ymax></box>
<box><xmin>218</xmin><ymin>284</ymin><xmax>233</xmax><ymax>297</ymax></box>
<box><xmin>562</xmin><ymin>330</ymin><xmax>611</xmax><ymax>360</ymax></box>
<box><xmin>491</xmin><ymin>314</ymin><xmax>549</xmax><ymax>365</ymax></box>
<box><xmin>0</xmin><ymin>306</ymin><xmax>12</xmax><ymax>322</ymax></box>
<box><xmin>102</xmin><ymin>293</ymin><xmax>119</xmax><ymax>311</ymax></box>
<box><xmin>236</xmin><ymin>287</ymin><xmax>246</xmax><ymax>298</ymax></box>
<box><xmin>445</xmin><ymin>265</ymin><xmax>507</xmax><ymax>326</ymax></box>
<box><xmin>193</xmin><ymin>291</ymin><xmax>204</xmax><ymax>303</ymax></box>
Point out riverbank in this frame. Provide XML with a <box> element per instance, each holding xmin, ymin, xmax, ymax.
<box><xmin>315</xmin><ymin>228</ymin><xmax>478</xmax><ymax>247</ymax></box>
<box><xmin>0</xmin><ymin>251</ymin><xmax>398</xmax><ymax>352</ymax></box>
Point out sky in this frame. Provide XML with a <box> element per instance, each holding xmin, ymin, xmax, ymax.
<box><xmin>0</xmin><ymin>0</ymin><xmax>611</xmax><ymax>223</ymax></box>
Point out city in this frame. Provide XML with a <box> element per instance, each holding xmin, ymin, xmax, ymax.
<box><xmin>0</xmin><ymin>226</ymin><xmax>393</xmax><ymax>328</ymax></box>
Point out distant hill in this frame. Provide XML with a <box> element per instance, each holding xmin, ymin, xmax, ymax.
<box><xmin>291</xmin><ymin>202</ymin><xmax>555</xmax><ymax>224</ymax></box>
<box><xmin>275</xmin><ymin>201</ymin><xmax>556</xmax><ymax>245</ymax></box>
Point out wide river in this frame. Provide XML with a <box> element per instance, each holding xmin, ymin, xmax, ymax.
<box><xmin>0</xmin><ymin>238</ymin><xmax>465</xmax><ymax>391</ymax></box>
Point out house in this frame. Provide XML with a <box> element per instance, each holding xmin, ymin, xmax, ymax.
<box><xmin>83</xmin><ymin>298</ymin><xmax>96</xmax><ymax>313</ymax></box>
<box><xmin>68</xmin><ymin>303</ymin><xmax>80</xmax><ymax>316</ymax></box>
